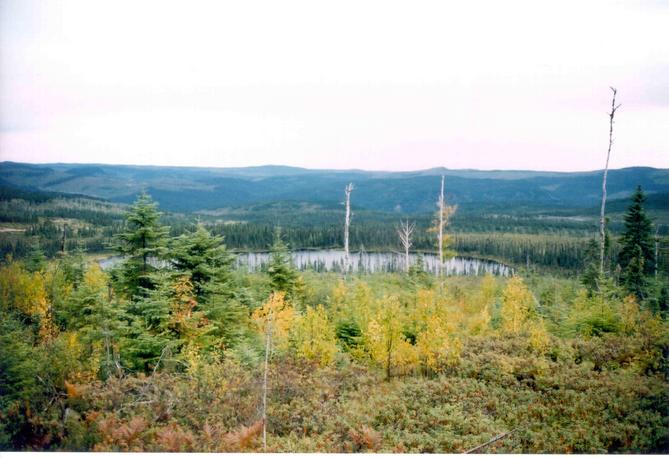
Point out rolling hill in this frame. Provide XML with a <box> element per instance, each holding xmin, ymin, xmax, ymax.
<box><xmin>1</xmin><ymin>161</ymin><xmax>667</xmax><ymax>214</ymax></box>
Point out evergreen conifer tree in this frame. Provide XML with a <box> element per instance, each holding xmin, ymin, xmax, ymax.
<box><xmin>619</xmin><ymin>186</ymin><xmax>655</xmax><ymax>299</ymax></box>
<box><xmin>113</xmin><ymin>192</ymin><xmax>169</xmax><ymax>298</ymax></box>
<box><xmin>408</xmin><ymin>254</ymin><xmax>432</xmax><ymax>289</ymax></box>
<box><xmin>267</xmin><ymin>228</ymin><xmax>302</xmax><ymax>302</ymax></box>
<box><xmin>623</xmin><ymin>245</ymin><xmax>648</xmax><ymax>300</ymax></box>
<box><xmin>170</xmin><ymin>224</ymin><xmax>235</xmax><ymax>302</ymax></box>
<box><xmin>25</xmin><ymin>240</ymin><xmax>46</xmax><ymax>273</ymax></box>
<box><xmin>658</xmin><ymin>286</ymin><xmax>669</xmax><ymax>318</ymax></box>
<box><xmin>581</xmin><ymin>238</ymin><xmax>601</xmax><ymax>294</ymax></box>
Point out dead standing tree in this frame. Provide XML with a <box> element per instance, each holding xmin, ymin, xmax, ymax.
<box><xmin>437</xmin><ymin>176</ymin><xmax>445</xmax><ymax>276</ymax></box>
<box><xmin>344</xmin><ymin>183</ymin><xmax>354</xmax><ymax>274</ymax></box>
<box><xmin>432</xmin><ymin>175</ymin><xmax>457</xmax><ymax>277</ymax></box>
<box><xmin>599</xmin><ymin>87</ymin><xmax>621</xmax><ymax>275</ymax></box>
<box><xmin>397</xmin><ymin>219</ymin><xmax>415</xmax><ymax>272</ymax></box>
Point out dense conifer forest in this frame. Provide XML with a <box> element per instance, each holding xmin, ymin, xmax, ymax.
<box><xmin>1</xmin><ymin>176</ymin><xmax>667</xmax><ymax>452</ymax></box>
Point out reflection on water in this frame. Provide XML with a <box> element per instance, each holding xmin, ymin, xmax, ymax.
<box><xmin>99</xmin><ymin>250</ymin><xmax>512</xmax><ymax>276</ymax></box>
<box><xmin>236</xmin><ymin>250</ymin><xmax>512</xmax><ymax>276</ymax></box>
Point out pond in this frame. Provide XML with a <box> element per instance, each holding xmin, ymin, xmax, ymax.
<box><xmin>236</xmin><ymin>250</ymin><xmax>512</xmax><ymax>276</ymax></box>
<box><xmin>99</xmin><ymin>251</ymin><xmax>512</xmax><ymax>276</ymax></box>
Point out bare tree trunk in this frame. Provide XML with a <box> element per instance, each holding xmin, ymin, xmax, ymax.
<box><xmin>438</xmin><ymin>175</ymin><xmax>445</xmax><ymax>277</ymax></box>
<box><xmin>262</xmin><ymin>310</ymin><xmax>273</xmax><ymax>451</ymax></box>
<box><xmin>599</xmin><ymin>87</ymin><xmax>621</xmax><ymax>275</ymax></box>
<box><xmin>344</xmin><ymin>183</ymin><xmax>354</xmax><ymax>274</ymax></box>
<box><xmin>397</xmin><ymin>219</ymin><xmax>415</xmax><ymax>272</ymax></box>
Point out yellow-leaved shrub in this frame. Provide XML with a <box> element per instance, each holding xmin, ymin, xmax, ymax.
<box><xmin>500</xmin><ymin>276</ymin><xmax>534</xmax><ymax>335</ymax></box>
<box><xmin>365</xmin><ymin>296</ymin><xmax>418</xmax><ymax>378</ymax></box>
<box><xmin>291</xmin><ymin>304</ymin><xmax>338</xmax><ymax>366</ymax></box>
<box><xmin>416</xmin><ymin>314</ymin><xmax>462</xmax><ymax>372</ymax></box>
<box><xmin>252</xmin><ymin>292</ymin><xmax>296</xmax><ymax>353</ymax></box>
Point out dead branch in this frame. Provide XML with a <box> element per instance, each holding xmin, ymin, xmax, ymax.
<box><xmin>465</xmin><ymin>428</ymin><xmax>517</xmax><ymax>454</ymax></box>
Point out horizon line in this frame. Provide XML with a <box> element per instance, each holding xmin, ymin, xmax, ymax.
<box><xmin>2</xmin><ymin>160</ymin><xmax>667</xmax><ymax>175</ymax></box>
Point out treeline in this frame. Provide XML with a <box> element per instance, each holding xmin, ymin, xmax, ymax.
<box><xmin>1</xmin><ymin>189</ymin><xmax>666</xmax><ymax>276</ymax></box>
<box><xmin>0</xmin><ymin>196</ymin><xmax>192</xmax><ymax>259</ymax></box>
<box><xmin>0</xmin><ymin>197</ymin><xmax>125</xmax><ymax>225</ymax></box>
<box><xmin>453</xmin><ymin>233</ymin><xmax>607</xmax><ymax>272</ymax></box>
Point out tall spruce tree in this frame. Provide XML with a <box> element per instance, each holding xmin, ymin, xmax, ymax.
<box><xmin>25</xmin><ymin>240</ymin><xmax>46</xmax><ymax>273</ymax></box>
<box><xmin>619</xmin><ymin>186</ymin><xmax>655</xmax><ymax>299</ymax></box>
<box><xmin>113</xmin><ymin>192</ymin><xmax>169</xmax><ymax>298</ymax></box>
<box><xmin>267</xmin><ymin>228</ymin><xmax>303</xmax><ymax>303</ymax></box>
<box><xmin>170</xmin><ymin>224</ymin><xmax>235</xmax><ymax>302</ymax></box>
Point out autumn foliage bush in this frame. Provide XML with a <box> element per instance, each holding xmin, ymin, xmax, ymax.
<box><xmin>1</xmin><ymin>255</ymin><xmax>668</xmax><ymax>452</ymax></box>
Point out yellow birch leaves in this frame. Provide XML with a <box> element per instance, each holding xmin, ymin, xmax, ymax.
<box><xmin>500</xmin><ymin>276</ymin><xmax>534</xmax><ymax>335</ymax></box>
<box><xmin>291</xmin><ymin>304</ymin><xmax>338</xmax><ymax>366</ymax></box>
<box><xmin>252</xmin><ymin>292</ymin><xmax>296</xmax><ymax>353</ymax></box>
<box><xmin>416</xmin><ymin>315</ymin><xmax>462</xmax><ymax>371</ymax></box>
<box><xmin>366</xmin><ymin>296</ymin><xmax>418</xmax><ymax>377</ymax></box>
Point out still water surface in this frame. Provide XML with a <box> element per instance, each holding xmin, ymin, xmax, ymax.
<box><xmin>100</xmin><ymin>250</ymin><xmax>512</xmax><ymax>276</ymax></box>
<box><xmin>236</xmin><ymin>250</ymin><xmax>511</xmax><ymax>276</ymax></box>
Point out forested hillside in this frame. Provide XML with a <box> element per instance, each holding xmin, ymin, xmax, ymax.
<box><xmin>2</xmin><ymin>161</ymin><xmax>668</xmax><ymax>213</ymax></box>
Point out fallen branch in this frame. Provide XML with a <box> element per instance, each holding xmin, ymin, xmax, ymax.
<box><xmin>465</xmin><ymin>428</ymin><xmax>517</xmax><ymax>454</ymax></box>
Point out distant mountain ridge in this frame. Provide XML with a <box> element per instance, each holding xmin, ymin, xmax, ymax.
<box><xmin>1</xmin><ymin>161</ymin><xmax>667</xmax><ymax>214</ymax></box>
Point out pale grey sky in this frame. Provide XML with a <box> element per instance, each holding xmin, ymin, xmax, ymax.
<box><xmin>1</xmin><ymin>0</ymin><xmax>668</xmax><ymax>171</ymax></box>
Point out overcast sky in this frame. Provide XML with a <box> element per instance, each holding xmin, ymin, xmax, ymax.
<box><xmin>1</xmin><ymin>0</ymin><xmax>668</xmax><ymax>172</ymax></box>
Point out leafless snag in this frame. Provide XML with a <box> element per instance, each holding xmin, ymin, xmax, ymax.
<box><xmin>397</xmin><ymin>219</ymin><xmax>415</xmax><ymax>272</ymax></box>
<box><xmin>599</xmin><ymin>87</ymin><xmax>621</xmax><ymax>275</ymax></box>
<box><xmin>429</xmin><ymin>175</ymin><xmax>456</xmax><ymax>278</ymax></box>
<box><xmin>344</xmin><ymin>183</ymin><xmax>354</xmax><ymax>275</ymax></box>
<box><xmin>438</xmin><ymin>175</ymin><xmax>445</xmax><ymax>277</ymax></box>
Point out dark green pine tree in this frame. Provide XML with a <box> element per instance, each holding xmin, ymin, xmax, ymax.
<box><xmin>581</xmin><ymin>238</ymin><xmax>601</xmax><ymax>294</ymax></box>
<box><xmin>120</xmin><ymin>272</ymin><xmax>175</xmax><ymax>373</ymax></box>
<box><xmin>623</xmin><ymin>245</ymin><xmax>648</xmax><ymax>300</ymax></box>
<box><xmin>25</xmin><ymin>240</ymin><xmax>46</xmax><ymax>273</ymax></box>
<box><xmin>59</xmin><ymin>242</ymin><xmax>87</xmax><ymax>289</ymax></box>
<box><xmin>170</xmin><ymin>225</ymin><xmax>248</xmax><ymax>356</ymax></box>
<box><xmin>581</xmin><ymin>233</ymin><xmax>613</xmax><ymax>294</ymax></box>
<box><xmin>113</xmin><ymin>192</ymin><xmax>169</xmax><ymax>298</ymax></box>
<box><xmin>658</xmin><ymin>286</ymin><xmax>669</xmax><ymax>318</ymax></box>
<box><xmin>267</xmin><ymin>228</ymin><xmax>303</xmax><ymax>302</ymax></box>
<box><xmin>618</xmin><ymin>186</ymin><xmax>655</xmax><ymax>299</ymax></box>
<box><xmin>170</xmin><ymin>224</ymin><xmax>235</xmax><ymax>302</ymax></box>
<box><xmin>408</xmin><ymin>254</ymin><xmax>432</xmax><ymax>290</ymax></box>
